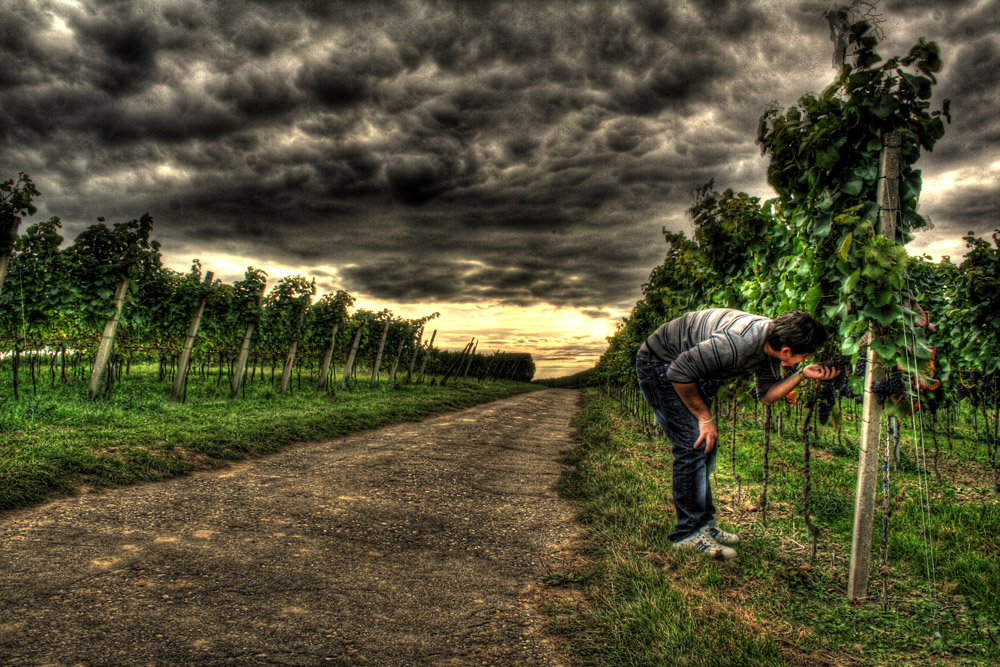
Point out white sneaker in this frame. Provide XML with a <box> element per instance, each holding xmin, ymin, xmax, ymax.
<box><xmin>704</xmin><ymin>522</ymin><xmax>740</xmax><ymax>545</ymax></box>
<box><xmin>672</xmin><ymin>530</ymin><xmax>737</xmax><ymax>560</ymax></box>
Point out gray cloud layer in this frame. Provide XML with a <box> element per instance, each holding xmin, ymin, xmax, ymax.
<box><xmin>1</xmin><ymin>0</ymin><xmax>997</xmax><ymax>312</ymax></box>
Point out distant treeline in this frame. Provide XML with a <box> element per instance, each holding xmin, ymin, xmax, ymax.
<box><xmin>534</xmin><ymin>366</ymin><xmax>598</xmax><ymax>389</ymax></box>
<box><xmin>430</xmin><ymin>348</ymin><xmax>535</xmax><ymax>385</ymax></box>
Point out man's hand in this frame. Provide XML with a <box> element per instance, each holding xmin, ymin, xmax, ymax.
<box><xmin>672</xmin><ymin>381</ymin><xmax>717</xmax><ymax>454</ymax></box>
<box><xmin>693</xmin><ymin>420</ymin><xmax>718</xmax><ymax>453</ymax></box>
<box><xmin>801</xmin><ymin>364</ymin><xmax>841</xmax><ymax>381</ymax></box>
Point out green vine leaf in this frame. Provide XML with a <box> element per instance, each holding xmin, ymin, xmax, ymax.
<box><xmin>816</xmin><ymin>146</ymin><xmax>840</xmax><ymax>170</ymax></box>
<box><xmin>803</xmin><ymin>285</ymin><xmax>823</xmax><ymax>314</ymax></box>
<box><xmin>863</xmin><ymin>303</ymin><xmax>903</xmax><ymax>328</ymax></box>
<box><xmin>836</xmin><ymin>232</ymin><xmax>853</xmax><ymax>261</ymax></box>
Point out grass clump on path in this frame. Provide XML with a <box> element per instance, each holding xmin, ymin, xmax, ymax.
<box><xmin>0</xmin><ymin>368</ymin><xmax>539</xmax><ymax>511</ymax></box>
<box><xmin>545</xmin><ymin>389</ymin><xmax>1000</xmax><ymax>667</ymax></box>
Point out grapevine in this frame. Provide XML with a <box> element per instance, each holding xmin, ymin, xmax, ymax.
<box><xmin>817</xmin><ymin>355</ymin><xmax>852</xmax><ymax>425</ymax></box>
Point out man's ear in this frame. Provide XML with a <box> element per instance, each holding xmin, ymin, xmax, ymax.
<box><xmin>780</xmin><ymin>347</ymin><xmax>794</xmax><ymax>360</ymax></box>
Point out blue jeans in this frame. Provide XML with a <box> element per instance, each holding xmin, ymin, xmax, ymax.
<box><xmin>636</xmin><ymin>355</ymin><xmax>718</xmax><ymax>542</ymax></box>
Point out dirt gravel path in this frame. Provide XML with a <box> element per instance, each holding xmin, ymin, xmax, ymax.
<box><xmin>0</xmin><ymin>389</ymin><xmax>582</xmax><ymax>666</ymax></box>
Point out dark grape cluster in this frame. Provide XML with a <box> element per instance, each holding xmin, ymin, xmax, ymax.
<box><xmin>872</xmin><ymin>372</ymin><xmax>905</xmax><ymax>406</ymax></box>
<box><xmin>963</xmin><ymin>370</ymin><xmax>984</xmax><ymax>383</ymax></box>
<box><xmin>823</xmin><ymin>356</ymin><xmax>852</xmax><ymax>378</ymax></box>
<box><xmin>854</xmin><ymin>357</ymin><xmax>868</xmax><ymax>377</ymax></box>
<box><xmin>817</xmin><ymin>356</ymin><xmax>851</xmax><ymax>424</ymax></box>
<box><xmin>818</xmin><ymin>382</ymin><xmax>837</xmax><ymax>424</ymax></box>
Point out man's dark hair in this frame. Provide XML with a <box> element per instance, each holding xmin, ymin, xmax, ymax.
<box><xmin>767</xmin><ymin>311</ymin><xmax>828</xmax><ymax>354</ymax></box>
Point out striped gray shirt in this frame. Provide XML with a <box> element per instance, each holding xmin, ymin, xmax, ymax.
<box><xmin>639</xmin><ymin>308</ymin><xmax>781</xmax><ymax>399</ymax></box>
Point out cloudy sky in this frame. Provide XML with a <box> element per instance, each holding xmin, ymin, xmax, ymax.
<box><xmin>1</xmin><ymin>0</ymin><xmax>997</xmax><ymax>377</ymax></box>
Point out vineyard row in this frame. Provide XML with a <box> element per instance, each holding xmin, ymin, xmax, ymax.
<box><xmin>0</xmin><ymin>198</ymin><xmax>535</xmax><ymax>401</ymax></box>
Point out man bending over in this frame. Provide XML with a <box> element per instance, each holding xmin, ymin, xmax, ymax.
<box><xmin>636</xmin><ymin>309</ymin><xmax>840</xmax><ymax>560</ymax></box>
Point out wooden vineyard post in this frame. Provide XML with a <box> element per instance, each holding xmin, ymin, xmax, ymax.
<box><xmin>230</xmin><ymin>321</ymin><xmax>256</xmax><ymax>398</ymax></box>
<box><xmin>340</xmin><ymin>323</ymin><xmax>364</xmax><ymax>389</ymax></box>
<box><xmin>0</xmin><ymin>252</ymin><xmax>9</xmax><ymax>296</ymax></box>
<box><xmin>279</xmin><ymin>305</ymin><xmax>307</xmax><ymax>394</ymax></box>
<box><xmin>482</xmin><ymin>349</ymin><xmax>500</xmax><ymax>382</ymax></box>
<box><xmin>417</xmin><ymin>329</ymin><xmax>436</xmax><ymax>384</ymax></box>
<box><xmin>170</xmin><ymin>272</ymin><xmax>214</xmax><ymax>402</ymax></box>
<box><xmin>494</xmin><ymin>353</ymin><xmax>513</xmax><ymax>382</ymax></box>
<box><xmin>388</xmin><ymin>337</ymin><xmax>406</xmax><ymax>384</ymax></box>
<box><xmin>405</xmin><ymin>327</ymin><xmax>423</xmax><ymax>383</ymax></box>
<box><xmin>370</xmin><ymin>320</ymin><xmax>390</xmax><ymax>388</ymax></box>
<box><xmin>848</xmin><ymin>132</ymin><xmax>901</xmax><ymax>600</ymax></box>
<box><xmin>441</xmin><ymin>338</ymin><xmax>473</xmax><ymax>386</ymax></box>
<box><xmin>88</xmin><ymin>276</ymin><xmax>131</xmax><ymax>399</ymax></box>
<box><xmin>462</xmin><ymin>339</ymin><xmax>478</xmax><ymax>380</ymax></box>
<box><xmin>231</xmin><ymin>283</ymin><xmax>265</xmax><ymax>398</ymax></box>
<box><xmin>316</xmin><ymin>321</ymin><xmax>341</xmax><ymax>391</ymax></box>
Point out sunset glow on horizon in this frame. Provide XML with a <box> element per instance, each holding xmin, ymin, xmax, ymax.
<box><xmin>160</xmin><ymin>253</ymin><xmax>619</xmax><ymax>379</ymax></box>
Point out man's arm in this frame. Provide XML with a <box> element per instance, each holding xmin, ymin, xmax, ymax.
<box><xmin>760</xmin><ymin>369</ymin><xmax>806</xmax><ymax>406</ymax></box>
<box><xmin>676</xmin><ymin>365</ymin><xmax>843</xmax><ymax>453</ymax></box>
<box><xmin>760</xmin><ymin>365</ymin><xmax>841</xmax><ymax>406</ymax></box>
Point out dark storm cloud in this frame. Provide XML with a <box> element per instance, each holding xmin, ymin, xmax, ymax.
<box><xmin>338</xmin><ymin>252</ymin><xmax>645</xmax><ymax>309</ymax></box>
<box><xmin>581</xmin><ymin>308</ymin><xmax>617</xmax><ymax>319</ymax></box>
<box><xmin>215</xmin><ymin>70</ymin><xmax>301</xmax><ymax>118</ymax></box>
<box><xmin>70</xmin><ymin>8</ymin><xmax>162</xmax><ymax>94</ymax></box>
<box><xmin>928</xmin><ymin>37</ymin><xmax>1000</xmax><ymax>168</ymax></box>
<box><xmin>1</xmin><ymin>0</ymin><xmax>997</xmax><ymax>314</ymax></box>
<box><xmin>924</xmin><ymin>184</ymin><xmax>1000</xmax><ymax>240</ymax></box>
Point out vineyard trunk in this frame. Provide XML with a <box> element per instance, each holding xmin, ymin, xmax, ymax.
<box><xmin>0</xmin><ymin>252</ymin><xmax>9</xmax><ymax>295</ymax></box>
<box><xmin>388</xmin><ymin>338</ymin><xmax>405</xmax><ymax>384</ymax></box>
<box><xmin>170</xmin><ymin>272</ymin><xmax>214</xmax><ymax>402</ymax></box>
<box><xmin>801</xmin><ymin>381</ymin><xmax>821</xmax><ymax>560</ymax></box>
<box><xmin>848</xmin><ymin>132</ymin><xmax>900</xmax><ymax>601</ymax></box>
<box><xmin>405</xmin><ymin>327</ymin><xmax>423</xmax><ymax>384</ymax></box>
<box><xmin>879</xmin><ymin>423</ymin><xmax>892</xmax><ymax>610</ymax></box>
<box><xmin>340</xmin><ymin>324</ymin><xmax>363</xmax><ymax>390</ymax></box>
<box><xmin>417</xmin><ymin>330</ymin><xmax>436</xmax><ymax>384</ymax></box>
<box><xmin>279</xmin><ymin>305</ymin><xmax>307</xmax><ymax>395</ymax></box>
<box><xmin>231</xmin><ymin>322</ymin><xmax>256</xmax><ymax>398</ymax></box>
<box><xmin>88</xmin><ymin>277</ymin><xmax>130</xmax><ymax>400</ymax></box>
<box><xmin>370</xmin><ymin>320</ymin><xmax>390</xmax><ymax>389</ymax></box>
<box><xmin>462</xmin><ymin>340</ymin><xmax>478</xmax><ymax>380</ymax></box>
<box><xmin>11</xmin><ymin>348</ymin><xmax>19</xmax><ymax>401</ymax></box>
<box><xmin>316</xmin><ymin>322</ymin><xmax>340</xmax><ymax>391</ymax></box>
<box><xmin>441</xmin><ymin>339</ymin><xmax>473</xmax><ymax>386</ymax></box>
<box><xmin>760</xmin><ymin>406</ymin><xmax>772</xmax><ymax>529</ymax></box>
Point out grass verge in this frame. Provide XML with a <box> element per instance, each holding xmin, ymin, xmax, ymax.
<box><xmin>0</xmin><ymin>367</ymin><xmax>540</xmax><ymax>512</ymax></box>
<box><xmin>543</xmin><ymin>389</ymin><xmax>1000</xmax><ymax>666</ymax></box>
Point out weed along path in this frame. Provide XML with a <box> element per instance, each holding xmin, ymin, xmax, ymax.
<box><xmin>0</xmin><ymin>389</ymin><xmax>581</xmax><ymax>666</ymax></box>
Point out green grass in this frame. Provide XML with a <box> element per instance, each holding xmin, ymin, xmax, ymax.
<box><xmin>0</xmin><ymin>363</ymin><xmax>540</xmax><ymax>511</ymax></box>
<box><xmin>546</xmin><ymin>389</ymin><xmax>1000</xmax><ymax>666</ymax></box>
